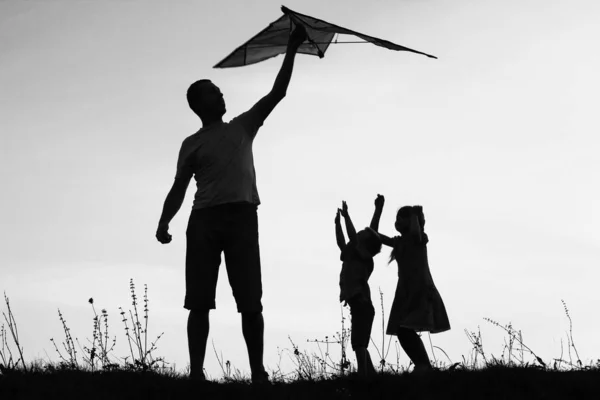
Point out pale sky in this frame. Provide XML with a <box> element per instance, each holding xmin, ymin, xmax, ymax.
<box><xmin>1</xmin><ymin>0</ymin><xmax>599</xmax><ymax>378</ymax></box>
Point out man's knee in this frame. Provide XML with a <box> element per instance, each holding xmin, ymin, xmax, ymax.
<box><xmin>189</xmin><ymin>309</ymin><xmax>210</xmax><ymax>321</ymax></box>
<box><xmin>241</xmin><ymin>311</ymin><xmax>262</xmax><ymax>322</ymax></box>
<box><xmin>366</xmin><ymin>303</ymin><xmax>375</xmax><ymax>318</ymax></box>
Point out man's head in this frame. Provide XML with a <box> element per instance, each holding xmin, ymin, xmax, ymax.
<box><xmin>187</xmin><ymin>79</ymin><xmax>226</xmax><ymax>120</ymax></box>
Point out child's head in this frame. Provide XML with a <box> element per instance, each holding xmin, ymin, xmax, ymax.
<box><xmin>394</xmin><ymin>206</ymin><xmax>413</xmax><ymax>234</ymax></box>
<box><xmin>356</xmin><ymin>227</ymin><xmax>382</xmax><ymax>257</ymax></box>
<box><xmin>394</xmin><ymin>206</ymin><xmax>425</xmax><ymax>234</ymax></box>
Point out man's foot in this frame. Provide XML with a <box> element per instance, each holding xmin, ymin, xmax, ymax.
<box><xmin>251</xmin><ymin>370</ymin><xmax>271</xmax><ymax>385</ymax></box>
<box><xmin>189</xmin><ymin>370</ymin><xmax>206</xmax><ymax>382</ymax></box>
<box><xmin>412</xmin><ymin>364</ymin><xmax>434</xmax><ymax>374</ymax></box>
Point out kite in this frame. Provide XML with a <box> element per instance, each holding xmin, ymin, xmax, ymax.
<box><xmin>214</xmin><ymin>5</ymin><xmax>437</xmax><ymax>68</ymax></box>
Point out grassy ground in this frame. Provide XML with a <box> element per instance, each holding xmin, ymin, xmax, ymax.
<box><xmin>2</xmin><ymin>282</ymin><xmax>599</xmax><ymax>399</ymax></box>
<box><xmin>1</xmin><ymin>364</ymin><xmax>600</xmax><ymax>400</ymax></box>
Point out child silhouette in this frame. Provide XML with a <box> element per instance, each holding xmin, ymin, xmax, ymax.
<box><xmin>335</xmin><ymin>199</ymin><xmax>382</xmax><ymax>380</ymax></box>
<box><xmin>372</xmin><ymin>198</ymin><xmax>450</xmax><ymax>373</ymax></box>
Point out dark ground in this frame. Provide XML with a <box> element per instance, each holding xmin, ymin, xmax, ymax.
<box><xmin>1</xmin><ymin>365</ymin><xmax>599</xmax><ymax>400</ymax></box>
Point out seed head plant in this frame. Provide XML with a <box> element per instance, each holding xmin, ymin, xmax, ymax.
<box><xmin>1</xmin><ymin>293</ymin><xmax>27</xmax><ymax>372</ymax></box>
<box><xmin>119</xmin><ymin>279</ymin><xmax>166</xmax><ymax>372</ymax></box>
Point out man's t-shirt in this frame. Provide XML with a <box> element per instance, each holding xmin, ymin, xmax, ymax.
<box><xmin>175</xmin><ymin>110</ymin><xmax>263</xmax><ymax>210</ymax></box>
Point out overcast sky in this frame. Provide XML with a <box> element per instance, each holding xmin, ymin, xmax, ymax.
<box><xmin>1</xmin><ymin>0</ymin><xmax>599</xmax><ymax>378</ymax></box>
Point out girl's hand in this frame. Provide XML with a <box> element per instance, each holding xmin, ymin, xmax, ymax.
<box><xmin>413</xmin><ymin>205</ymin><xmax>425</xmax><ymax>230</ymax></box>
<box><xmin>375</xmin><ymin>194</ymin><xmax>385</xmax><ymax>209</ymax></box>
<box><xmin>335</xmin><ymin>208</ymin><xmax>341</xmax><ymax>224</ymax></box>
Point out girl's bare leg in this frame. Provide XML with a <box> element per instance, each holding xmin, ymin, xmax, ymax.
<box><xmin>396</xmin><ymin>328</ymin><xmax>432</xmax><ymax>371</ymax></box>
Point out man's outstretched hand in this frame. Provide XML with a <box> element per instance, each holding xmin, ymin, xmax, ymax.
<box><xmin>156</xmin><ymin>223</ymin><xmax>172</xmax><ymax>244</ymax></box>
<box><xmin>288</xmin><ymin>24</ymin><xmax>307</xmax><ymax>51</ymax></box>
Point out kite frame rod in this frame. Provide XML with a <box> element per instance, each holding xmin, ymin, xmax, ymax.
<box><xmin>247</xmin><ymin>41</ymin><xmax>369</xmax><ymax>48</ymax></box>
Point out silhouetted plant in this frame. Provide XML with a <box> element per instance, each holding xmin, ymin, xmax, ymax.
<box><xmin>464</xmin><ymin>325</ymin><xmax>488</xmax><ymax>368</ymax></box>
<box><xmin>1</xmin><ymin>293</ymin><xmax>27</xmax><ymax>371</ymax></box>
<box><xmin>50</xmin><ymin>309</ymin><xmax>79</xmax><ymax>369</ymax></box>
<box><xmin>119</xmin><ymin>279</ymin><xmax>166</xmax><ymax>371</ymax></box>
<box><xmin>211</xmin><ymin>340</ymin><xmax>246</xmax><ymax>382</ymax></box>
<box><xmin>483</xmin><ymin>318</ymin><xmax>546</xmax><ymax>368</ymax></box>
<box><xmin>369</xmin><ymin>288</ymin><xmax>395</xmax><ymax>373</ymax></box>
<box><xmin>76</xmin><ymin>298</ymin><xmax>118</xmax><ymax>371</ymax></box>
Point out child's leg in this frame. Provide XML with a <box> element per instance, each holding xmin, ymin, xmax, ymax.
<box><xmin>354</xmin><ymin>347</ymin><xmax>367</xmax><ymax>375</ymax></box>
<box><xmin>364</xmin><ymin>348</ymin><xmax>376</xmax><ymax>375</ymax></box>
<box><xmin>396</xmin><ymin>328</ymin><xmax>431</xmax><ymax>370</ymax></box>
<box><xmin>349</xmin><ymin>297</ymin><xmax>376</xmax><ymax>377</ymax></box>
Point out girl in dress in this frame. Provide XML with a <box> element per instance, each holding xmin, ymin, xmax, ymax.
<box><xmin>372</xmin><ymin>198</ymin><xmax>450</xmax><ymax>372</ymax></box>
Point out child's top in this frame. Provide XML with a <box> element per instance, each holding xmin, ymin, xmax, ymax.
<box><xmin>339</xmin><ymin>241</ymin><xmax>374</xmax><ymax>305</ymax></box>
<box><xmin>386</xmin><ymin>233</ymin><xmax>450</xmax><ymax>334</ymax></box>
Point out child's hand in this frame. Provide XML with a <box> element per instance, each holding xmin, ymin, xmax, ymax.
<box><xmin>335</xmin><ymin>208</ymin><xmax>341</xmax><ymax>224</ymax></box>
<box><xmin>375</xmin><ymin>194</ymin><xmax>385</xmax><ymax>210</ymax></box>
<box><xmin>341</xmin><ymin>201</ymin><xmax>349</xmax><ymax>217</ymax></box>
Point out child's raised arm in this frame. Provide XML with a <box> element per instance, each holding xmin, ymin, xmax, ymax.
<box><xmin>335</xmin><ymin>208</ymin><xmax>346</xmax><ymax>252</ymax></box>
<box><xmin>369</xmin><ymin>194</ymin><xmax>384</xmax><ymax>231</ymax></box>
<box><xmin>369</xmin><ymin>194</ymin><xmax>394</xmax><ymax>247</ymax></box>
<box><xmin>341</xmin><ymin>201</ymin><xmax>357</xmax><ymax>243</ymax></box>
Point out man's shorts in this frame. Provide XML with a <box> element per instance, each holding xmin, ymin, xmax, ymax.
<box><xmin>347</xmin><ymin>295</ymin><xmax>375</xmax><ymax>350</ymax></box>
<box><xmin>184</xmin><ymin>202</ymin><xmax>262</xmax><ymax>313</ymax></box>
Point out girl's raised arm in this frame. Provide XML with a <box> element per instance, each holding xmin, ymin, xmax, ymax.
<box><xmin>408</xmin><ymin>209</ymin><xmax>423</xmax><ymax>243</ymax></box>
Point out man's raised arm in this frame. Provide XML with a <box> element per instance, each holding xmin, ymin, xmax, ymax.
<box><xmin>245</xmin><ymin>25</ymin><xmax>308</xmax><ymax>127</ymax></box>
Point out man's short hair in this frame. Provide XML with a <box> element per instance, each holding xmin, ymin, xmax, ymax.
<box><xmin>187</xmin><ymin>79</ymin><xmax>211</xmax><ymax>116</ymax></box>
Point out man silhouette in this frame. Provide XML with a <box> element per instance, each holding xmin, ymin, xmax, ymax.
<box><xmin>156</xmin><ymin>26</ymin><xmax>307</xmax><ymax>383</ymax></box>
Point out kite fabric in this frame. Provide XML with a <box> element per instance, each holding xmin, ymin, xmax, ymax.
<box><xmin>214</xmin><ymin>5</ymin><xmax>437</xmax><ymax>68</ymax></box>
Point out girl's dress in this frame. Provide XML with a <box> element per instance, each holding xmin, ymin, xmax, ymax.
<box><xmin>386</xmin><ymin>233</ymin><xmax>450</xmax><ymax>335</ymax></box>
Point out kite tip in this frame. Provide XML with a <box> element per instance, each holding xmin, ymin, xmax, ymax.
<box><xmin>428</xmin><ymin>55</ymin><xmax>438</xmax><ymax>59</ymax></box>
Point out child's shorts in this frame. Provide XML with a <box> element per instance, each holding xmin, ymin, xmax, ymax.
<box><xmin>347</xmin><ymin>295</ymin><xmax>375</xmax><ymax>350</ymax></box>
<box><xmin>184</xmin><ymin>203</ymin><xmax>263</xmax><ymax>313</ymax></box>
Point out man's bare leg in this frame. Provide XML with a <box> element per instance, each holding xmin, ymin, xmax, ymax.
<box><xmin>241</xmin><ymin>311</ymin><xmax>267</xmax><ymax>381</ymax></box>
<box><xmin>188</xmin><ymin>309</ymin><xmax>210</xmax><ymax>380</ymax></box>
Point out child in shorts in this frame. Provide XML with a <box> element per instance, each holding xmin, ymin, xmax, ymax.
<box><xmin>335</xmin><ymin>196</ymin><xmax>384</xmax><ymax>380</ymax></box>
